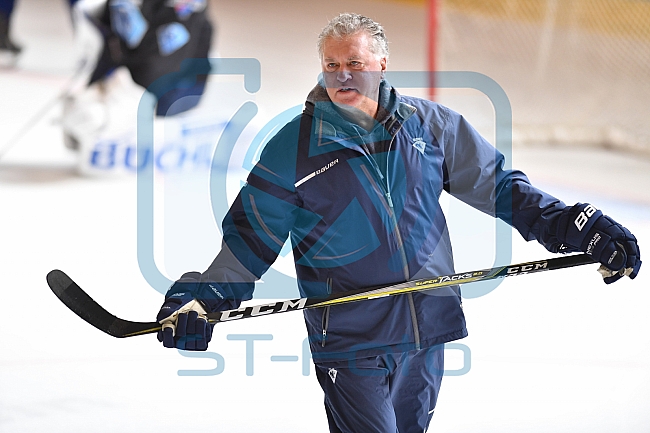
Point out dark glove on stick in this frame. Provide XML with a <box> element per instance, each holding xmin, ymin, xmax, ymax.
<box><xmin>555</xmin><ymin>203</ymin><xmax>641</xmax><ymax>284</ymax></box>
<box><xmin>156</xmin><ymin>272</ymin><xmax>216</xmax><ymax>350</ymax></box>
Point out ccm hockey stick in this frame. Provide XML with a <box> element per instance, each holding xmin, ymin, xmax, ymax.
<box><xmin>47</xmin><ymin>254</ymin><xmax>596</xmax><ymax>338</ymax></box>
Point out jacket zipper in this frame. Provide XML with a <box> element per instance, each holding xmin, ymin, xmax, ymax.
<box><xmin>328</xmin><ymin>108</ymin><xmax>423</xmax><ymax>351</ymax></box>
<box><xmin>321</xmin><ymin>277</ymin><xmax>332</xmax><ymax>347</ymax></box>
<box><xmin>384</xmin><ymin>115</ymin><xmax>422</xmax><ymax>350</ymax></box>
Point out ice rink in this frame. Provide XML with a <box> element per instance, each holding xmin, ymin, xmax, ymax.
<box><xmin>1</xmin><ymin>1</ymin><xmax>649</xmax><ymax>432</ymax></box>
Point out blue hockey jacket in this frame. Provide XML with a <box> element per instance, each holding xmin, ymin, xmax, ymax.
<box><xmin>196</xmin><ymin>80</ymin><xmax>568</xmax><ymax>362</ymax></box>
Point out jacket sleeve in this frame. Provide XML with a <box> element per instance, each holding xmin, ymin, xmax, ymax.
<box><xmin>197</xmin><ymin>121</ymin><xmax>302</xmax><ymax>304</ymax></box>
<box><xmin>439</xmin><ymin>105</ymin><xmax>567</xmax><ymax>250</ymax></box>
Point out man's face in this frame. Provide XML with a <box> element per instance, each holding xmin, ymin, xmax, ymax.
<box><xmin>321</xmin><ymin>32</ymin><xmax>387</xmax><ymax>119</ymax></box>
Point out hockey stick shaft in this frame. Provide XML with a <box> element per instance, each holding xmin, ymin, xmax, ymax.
<box><xmin>47</xmin><ymin>254</ymin><xmax>595</xmax><ymax>338</ymax></box>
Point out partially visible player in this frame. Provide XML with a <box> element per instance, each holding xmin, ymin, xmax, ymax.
<box><xmin>87</xmin><ymin>0</ymin><xmax>213</xmax><ymax>116</ymax></box>
<box><xmin>62</xmin><ymin>0</ymin><xmax>214</xmax><ymax>151</ymax></box>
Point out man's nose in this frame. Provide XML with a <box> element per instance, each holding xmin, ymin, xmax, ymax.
<box><xmin>336</xmin><ymin>70</ymin><xmax>352</xmax><ymax>82</ymax></box>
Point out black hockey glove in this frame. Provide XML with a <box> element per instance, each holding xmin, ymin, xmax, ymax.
<box><xmin>156</xmin><ymin>272</ymin><xmax>221</xmax><ymax>350</ymax></box>
<box><xmin>554</xmin><ymin>203</ymin><xmax>641</xmax><ymax>284</ymax></box>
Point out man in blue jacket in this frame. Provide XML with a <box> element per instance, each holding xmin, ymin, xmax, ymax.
<box><xmin>156</xmin><ymin>13</ymin><xmax>641</xmax><ymax>433</ymax></box>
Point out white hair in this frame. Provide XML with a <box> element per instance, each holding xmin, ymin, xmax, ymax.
<box><xmin>317</xmin><ymin>13</ymin><xmax>389</xmax><ymax>60</ymax></box>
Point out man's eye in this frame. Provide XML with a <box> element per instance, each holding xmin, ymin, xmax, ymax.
<box><xmin>327</xmin><ymin>63</ymin><xmax>337</xmax><ymax>69</ymax></box>
<box><xmin>350</xmin><ymin>61</ymin><xmax>362</xmax><ymax>67</ymax></box>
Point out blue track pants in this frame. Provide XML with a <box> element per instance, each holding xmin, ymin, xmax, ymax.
<box><xmin>314</xmin><ymin>345</ymin><xmax>444</xmax><ymax>433</ymax></box>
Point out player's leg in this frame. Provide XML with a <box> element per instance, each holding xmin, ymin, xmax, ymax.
<box><xmin>314</xmin><ymin>356</ymin><xmax>398</xmax><ymax>433</ymax></box>
<box><xmin>390</xmin><ymin>345</ymin><xmax>445</xmax><ymax>433</ymax></box>
<box><xmin>0</xmin><ymin>0</ymin><xmax>21</xmax><ymax>54</ymax></box>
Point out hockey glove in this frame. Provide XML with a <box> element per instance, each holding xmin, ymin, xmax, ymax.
<box><xmin>157</xmin><ymin>272</ymin><xmax>215</xmax><ymax>350</ymax></box>
<box><xmin>555</xmin><ymin>203</ymin><xmax>641</xmax><ymax>284</ymax></box>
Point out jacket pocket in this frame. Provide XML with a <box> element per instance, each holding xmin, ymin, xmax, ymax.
<box><xmin>321</xmin><ymin>277</ymin><xmax>333</xmax><ymax>347</ymax></box>
<box><xmin>321</xmin><ymin>306</ymin><xmax>330</xmax><ymax>347</ymax></box>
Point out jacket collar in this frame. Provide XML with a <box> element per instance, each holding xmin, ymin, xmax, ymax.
<box><xmin>304</xmin><ymin>79</ymin><xmax>416</xmax><ymax>146</ymax></box>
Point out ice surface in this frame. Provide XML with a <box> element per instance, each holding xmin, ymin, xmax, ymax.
<box><xmin>1</xmin><ymin>1</ymin><xmax>649</xmax><ymax>432</ymax></box>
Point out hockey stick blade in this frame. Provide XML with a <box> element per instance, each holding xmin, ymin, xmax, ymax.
<box><xmin>47</xmin><ymin>254</ymin><xmax>596</xmax><ymax>338</ymax></box>
<box><xmin>46</xmin><ymin>270</ymin><xmax>161</xmax><ymax>338</ymax></box>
